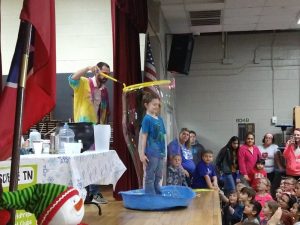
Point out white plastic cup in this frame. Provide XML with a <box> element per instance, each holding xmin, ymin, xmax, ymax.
<box><xmin>33</xmin><ymin>141</ymin><xmax>43</xmax><ymax>155</ymax></box>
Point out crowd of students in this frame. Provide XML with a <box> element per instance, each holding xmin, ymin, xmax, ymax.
<box><xmin>164</xmin><ymin>128</ymin><xmax>300</xmax><ymax>225</ymax></box>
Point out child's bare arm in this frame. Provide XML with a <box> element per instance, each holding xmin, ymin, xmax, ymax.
<box><xmin>204</xmin><ymin>175</ymin><xmax>217</xmax><ymax>189</ymax></box>
<box><xmin>140</xmin><ymin>133</ymin><xmax>149</xmax><ymax>166</ymax></box>
<box><xmin>212</xmin><ymin>176</ymin><xmax>219</xmax><ymax>189</ymax></box>
<box><xmin>219</xmin><ymin>190</ymin><xmax>229</xmax><ymax>203</ymax></box>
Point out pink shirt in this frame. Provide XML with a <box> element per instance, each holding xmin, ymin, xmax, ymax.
<box><xmin>255</xmin><ymin>193</ymin><xmax>273</xmax><ymax>220</ymax></box>
<box><xmin>283</xmin><ymin>144</ymin><xmax>300</xmax><ymax>176</ymax></box>
<box><xmin>238</xmin><ymin>144</ymin><xmax>261</xmax><ymax>176</ymax></box>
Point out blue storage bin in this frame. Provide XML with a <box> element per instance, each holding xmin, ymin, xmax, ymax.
<box><xmin>119</xmin><ymin>185</ymin><xmax>196</xmax><ymax>210</ymax></box>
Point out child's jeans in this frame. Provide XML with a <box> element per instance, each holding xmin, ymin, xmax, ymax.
<box><xmin>145</xmin><ymin>156</ymin><xmax>164</xmax><ymax>194</ymax></box>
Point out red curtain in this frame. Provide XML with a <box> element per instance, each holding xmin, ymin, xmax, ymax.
<box><xmin>0</xmin><ymin>0</ymin><xmax>2</xmax><ymax>96</ymax></box>
<box><xmin>111</xmin><ymin>0</ymin><xmax>148</xmax><ymax>199</ymax></box>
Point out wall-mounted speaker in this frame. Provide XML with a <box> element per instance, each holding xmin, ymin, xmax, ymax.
<box><xmin>167</xmin><ymin>33</ymin><xmax>194</xmax><ymax>75</ymax></box>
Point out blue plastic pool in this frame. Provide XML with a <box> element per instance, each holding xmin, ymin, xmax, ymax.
<box><xmin>119</xmin><ymin>185</ymin><xmax>196</xmax><ymax>210</ymax></box>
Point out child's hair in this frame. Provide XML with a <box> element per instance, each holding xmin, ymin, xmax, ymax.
<box><xmin>285</xmin><ymin>177</ymin><xmax>297</xmax><ymax>185</ymax></box>
<box><xmin>170</xmin><ymin>154</ymin><xmax>181</xmax><ymax>161</ymax></box>
<box><xmin>259</xmin><ymin>177</ymin><xmax>271</xmax><ymax>192</ymax></box>
<box><xmin>250</xmin><ymin>200</ymin><xmax>262</xmax><ymax>217</ymax></box>
<box><xmin>189</xmin><ymin>130</ymin><xmax>197</xmax><ymax>136</ymax></box>
<box><xmin>265</xmin><ymin>200</ymin><xmax>279</xmax><ymax>217</ymax></box>
<box><xmin>256</xmin><ymin>159</ymin><xmax>265</xmax><ymax>165</ymax></box>
<box><xmin>240</xmin><ymin>187</ymin><xmax>256</xmax><ymax>200</ymax></box>
<box><xmin>227</xmin><ymin>189</ymin><xmax>238</xmax><ymax>197</ymax></box>
<box><xmin>202</xmin><ymin>149</ymin><xmax>214</xmax><ymax>156</ymax></box>
<box><xmin>236</xmin><ymin>183</ymin><xmax>246</xmax><ymax>190</ymax></box>
<box><xmin>142</xmin><ymin>92</ymin><xmax>159</xmax><ymax>105</ymax></box>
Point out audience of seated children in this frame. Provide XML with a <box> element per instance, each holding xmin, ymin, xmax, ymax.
<box><xmin>260</xmin><ymin>200</ymin><xmax>279</xmax><ymax>225</ymax></box>
<box><xmin>249</xmin><ymin>159</ymin><xmax>267</xmax><ymax>190</ymax></box>
<box><xmin>166</xmin><ymin>154</ymin><xmax>188</xmax><ymax>186</ymax></box>
<box><xmin>222</xmin><ymin>190</ymin><xmax>243</xmax><ymax>225</ymax></box>
<box><xmin>255</xmin><ymin>178</ymin><xmax>273</xmax><ymax>221</ymax></box>
<box><xmin>192</xmin><ymin>149</ymin><xmax>219</xmax><ymax>190</ymax></box>
<box><xmin>242</xmin><ymin>200</ymin><xmax>262</xmax><ymax>224</ymax></box>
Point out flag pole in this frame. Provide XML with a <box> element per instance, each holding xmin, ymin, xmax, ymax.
<box><xmin>8</xmin><ymin>21</ymin><xmax>32</xmax><ymax>225</ymax></box>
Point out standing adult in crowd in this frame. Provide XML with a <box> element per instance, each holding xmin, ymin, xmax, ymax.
<box><xmin>189</xmin><ymin>130</ymin><xmax>205</xmax><ymax>166</ymax></box>
<box><xmin>258</xmin><ymin>133</ymin><xmax>280</xmax><ymax>183</ymax></box>
<box><xmin>283</xmin><ymin>128</ymin><xmax>300</xmax><ymax>179</ymax></box>
<box><xmin>216</xmin><ymin>136</ymin><xmax>240</xmax><ymax>194</ymax></box>
<box><xmin>168</xmin><ymin>128</ymin><xmax>195</xmax><ymax>182</ymax></box>
<box><xmin>68</xmin><ymin>62</ymin><xmax>110</xmax><ymax>204</ymax></box>
<box><xmin>238</xmin><ymin>132</ymin><xmax>261</xmax><ymax>185</ymax></box>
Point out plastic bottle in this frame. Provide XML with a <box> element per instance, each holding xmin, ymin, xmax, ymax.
<box><xmin>29</xmin><ymin>129</ymin><xmax>41</xmax><ymax>147</ymax></box>
<box><xmin>58</xmin><ymin>123</ymin><xmax>75</xmax><ymax>154</ymax></box>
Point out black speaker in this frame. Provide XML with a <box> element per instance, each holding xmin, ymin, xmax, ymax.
<box><xmin>167</xmin><ymin>33</ymin><xmax>194</xmax><ymax>75</ymax></box>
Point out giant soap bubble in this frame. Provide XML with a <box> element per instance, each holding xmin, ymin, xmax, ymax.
<box><xmin>122</xmin><ymin>79</ymin><xmax>177</xmax><ymax>188</ymax></box>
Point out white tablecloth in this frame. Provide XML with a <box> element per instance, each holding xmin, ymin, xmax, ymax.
<box><xmin>20</xmin><ymin>150</ymin><xmax>126</xmax><ymax>198</ymax></box>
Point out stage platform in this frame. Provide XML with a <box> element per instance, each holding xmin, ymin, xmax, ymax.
<box><xmin>83</xmin><ymin>186</ymin><xmax>222</xmax><ymax>225</ymax></box>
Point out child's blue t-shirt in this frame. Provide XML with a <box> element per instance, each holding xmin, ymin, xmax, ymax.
<box><xmin>142</xmin><ymin>114</ymin><xmax>166</xmax><ymax>158</ymax></box>
<box><xmin>192</xmin><ymin>160</ymin><xmax>216</xmax><ymax>188</ymax></box>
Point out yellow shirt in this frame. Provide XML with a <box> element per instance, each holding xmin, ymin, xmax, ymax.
<box><xmin>68</xmin><ymin>75</ymin><xmax>97</xmax><ymax>123</ymax></box>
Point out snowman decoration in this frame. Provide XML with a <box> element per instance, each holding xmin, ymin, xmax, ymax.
<box><xmin>0</xmin><ymin>183</ymin><xmax>86</xmax><ymax>225</ymax></box>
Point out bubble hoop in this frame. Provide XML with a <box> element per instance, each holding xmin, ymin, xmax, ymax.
<box><xmin>123</xmin><ymin>80</ymin><xmax>171</xmax><ymax>93</ymax></box>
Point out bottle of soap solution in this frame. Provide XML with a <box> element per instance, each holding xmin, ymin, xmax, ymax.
<box><xmin>58</xmin><ymin>123</ymin><xmax>75</xmax><ymax>154</ymax></box>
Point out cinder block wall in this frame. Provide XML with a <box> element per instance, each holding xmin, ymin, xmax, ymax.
<box><xmin>175</xmin><ymin>32</ymin><xmax>300</xmax><ymax>152</ymax></box>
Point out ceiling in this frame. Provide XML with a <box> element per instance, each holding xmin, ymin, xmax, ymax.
<box><xmin>159</xmin><ymin>0</ymin><xmax>300</xmax><ymax>33</ymax></box>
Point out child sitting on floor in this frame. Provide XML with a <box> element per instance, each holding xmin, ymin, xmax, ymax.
<box><xmin>222</xmin><ymin>190</ymin><xmax>243</xmax><ymax>225</ymax></box>
<box><xmin>282</xmin><ymin>177</ymin><xmax>296</xmax><ymax>195</ymax></box>
<box><xmin>167</xmin><ymin>154</ymin><xmax>188</xmax><ymax>186</ymax></box>
<box><xmin>242</xmin><ymin>200</ymin><xmax>262</xmax><ymax>224</ymax></box>
<box><xmin>192</xmin><ymin>149</ymin><xmax>219</xmax><ymax>190</ymax></box>
<box><xmin>255</xmin><ymin>177</ymin><xmax>273</xmax><ymax>221</ymax></box>
<box><xmin>239</xmin><ymin>187</ymin><xmax>256</xmax><ymax>207</ymax></box>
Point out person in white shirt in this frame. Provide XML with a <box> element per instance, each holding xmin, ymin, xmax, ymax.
<box><xmin>258</xmin><ymin>133</ymin><xmax>280</xmax><ymax>182</ymax></box>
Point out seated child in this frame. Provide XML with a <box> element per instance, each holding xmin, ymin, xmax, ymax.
<box><xmin>167</xmin><ymin>154</ymin><xmax>188</xmax><ymax>186</ymax></box>
<box><xmin>192</xmin><ymin>149</ymin><xmax>219</xmax><ymax>190</ymax></box>
<box><xmin>222</xmin><ymin>190</ymin><xmax>243</xmax><ymax>225</ymax></box>
<box><xmin>242</xmin><ymin>200</ymin><xmax>262</xmax><ymax>224</ymax></box>
<box><xmin>255</xmin><ymin>178</ymin><xmax>273</xmax><ymax>221</ymax></box>
<box><xmin>249</xmin><ymin>159</ymin><xmax>267</xmax><ymax>190</ymax></box>
<box><xmin>282</xmin><ymin>177</ymin><xmax>296</xmax><ymax>195</ymax></box>
<box><xmin>278</xmin><ymin>192</ymin><xmax>297</xmax><ymax>211</ymax></box>
<box><xmin>260</xmin><ymin>200</ymin><xmax>279</xmax><ymax>225</ymax></box>
<box><xmin>239</xmin><ymin>187</ymin><xmax>256</xmax><ymax>206</ymax></box>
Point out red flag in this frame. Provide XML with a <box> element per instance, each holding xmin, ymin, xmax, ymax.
<box><xmin>0</xmin><ymin>0</ymin><xmax>56</xmax><ymax>160</ymax></box>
